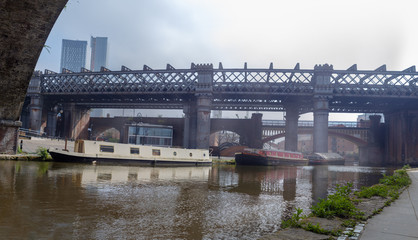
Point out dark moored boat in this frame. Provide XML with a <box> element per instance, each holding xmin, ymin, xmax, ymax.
<box><xmin>235</xmin><ymin>148</ymin><xmax>307</xmax><ymax>166</ymax></box>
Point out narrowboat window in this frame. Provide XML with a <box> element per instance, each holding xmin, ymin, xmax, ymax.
<box><xmin>152</xmin><ymin>149</ymin><xmax>161</xmax><ymax>156</ymax></box>
<box><xmin>189</xmin><ymin>153</ymin><xmax>193</xmax><ymax>157</ymax></box>
<box><xmin>100</xmin><ymin>145</ymin><xmax>114</xmax><ymax>153</ymax></box>
<box><xmin>173</xmin><ymin>151</ymin><xmax>177</xmax><ymax>156</ymax></box>
<box><xmin>203</xmin><ymin>153</ymin><xmax>206</xmax><ymax>157</ymax></box>
<box><xmin>130</xmin><ymin>148</ymin><xmax>139</xmax><ymax>154</ymax></box>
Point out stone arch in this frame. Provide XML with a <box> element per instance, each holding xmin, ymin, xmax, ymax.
<box><xmin>0</xmin><ymin>1</ymin><xmax>68</xmax><ymax>153</ymax></box>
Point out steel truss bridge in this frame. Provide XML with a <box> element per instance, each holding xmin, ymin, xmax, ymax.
<box><xmin>36</xmin><ymin>63</ymin><xmax>418</xmax><ymax>112</ymax></box>
<box><xmin>261</xmin><ymin>120</ymin><xmax>369</xmax><ymax>145</ymax></box>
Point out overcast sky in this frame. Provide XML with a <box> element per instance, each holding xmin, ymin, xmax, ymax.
<box><xmin>35</xmin><ymin>0</ymin><xmax>418</xmax><ymax>120</ymax></box>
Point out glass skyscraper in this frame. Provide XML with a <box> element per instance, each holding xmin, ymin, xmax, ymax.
<box><xmin>90</xmin><ymin>36</ymin><xmax>108</xmax><ymax>71</ymax></box>
<box><xmin>60</xmin><ymin>39</ymin><xmax>87</xmax><ymax>72</ymax></box>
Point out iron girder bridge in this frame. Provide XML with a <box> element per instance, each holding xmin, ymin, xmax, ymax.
<box><xmin>38</xmin><ymin>63</ymin><xmax>418</xmax><ymax>113</ymax></box>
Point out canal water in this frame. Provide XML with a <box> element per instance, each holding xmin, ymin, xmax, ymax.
<box><xmin>0</xmin><ymin>161</ymin><xmax>392</xmax><ymax>239</ymax></box>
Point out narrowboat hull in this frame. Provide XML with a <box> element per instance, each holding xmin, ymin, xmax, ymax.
<box><xmin>235</xmin><ymin>152</ymin><xmax>308</xmax><ymax>166</ymax></box>
<box><xmin>49</xmin><ymin>150</ymin><xmax>212</xmax><ymax>166</ymax></box>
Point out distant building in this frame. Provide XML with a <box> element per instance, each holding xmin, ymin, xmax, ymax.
<box><xmin>60</xmin><ymin>39</ymin><xmax>87</xmax><ymax>72</ymax></box>
<box><xmin>90</xmin><ymin>36</ymin><xmax>108</xmax><ymax>71</ymax></box>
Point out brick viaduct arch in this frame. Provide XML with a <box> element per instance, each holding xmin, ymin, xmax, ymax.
<box><xmin>89</xmin><ymin>114</ymin><xmax>264</xmax><ymax>148</ymax></box>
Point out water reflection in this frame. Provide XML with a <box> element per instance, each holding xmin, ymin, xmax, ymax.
<box><xmin>0</xmin><ymin>161</ymin><xmax>391</xmax><ymax>240</ymax></box>
<box><xmin>48</xmin><ymin>164</ymin><xmax>211</xmax><ymax>184</ymax></box>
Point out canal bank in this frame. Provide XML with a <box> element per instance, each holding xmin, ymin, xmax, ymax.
<box><xmin>260</xmin><ymin>168</ymin><xmax>416</xmax><ymax>240</ymax></box>
<box><xmin>0</xmin><ymin>138</ymin><xmax>74</xmax><ymax>161</ymax></box>
<box><xmin>359</xmin><ymin>169</ymin><xmax>418</xmax><ymax>240</ymax></box>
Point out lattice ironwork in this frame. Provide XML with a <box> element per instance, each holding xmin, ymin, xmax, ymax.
<box><xmin>41</xmin><ymin>70</ymin><xmax>198</xmax><ymax>94</ymax></box>
<box><xmin>38</xmin><ymin>63</ymin><xmax>418</xmax><ymax>112</ymax></box>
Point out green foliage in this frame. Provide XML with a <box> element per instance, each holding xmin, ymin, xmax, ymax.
<box><xmin>355</xmin><ymin>167</ymin><xmax>411</xmax><ymax>200</ymax></box>
<box><xmin>311</xmin><ymin>183</ymin><xmax>361</xmax><ymax>219</ymax></box>
<box><xmin>379</xmin><ymin>169</ymin><xmax>411</xmax><ymax>189</ymax></box>
<box><xmin>341</xmin><ymin>219</ymin><xmax>356</xmax><ymax>228</ymax></box>
<box><xmin>43</xmin><ymin>45</ymin><xmax>51</xmax><ymax>53</ymax></box>
<box><xmin>355</xmin><ymin>184</ymin><xmax>390</xmax><ymax>198</ymax></box>
<box><xmin>372</xmin><ymin>209</ymin><xmax>382</xmax><ymax>215</ymax></box>
<box><xmin>281</xmin><ymin>208</ymin><xmax>305</xmax><ymax>229</ymax></box>
<box><xmin>303</xmin><ymin>223</ymin><xmax>328</xmax><ymax>234</ymax></box>
<box><xmin>36</xmin><ymin>147</ymin><xmax>50</xmax><ymax>161</ymax></box>
<box><xmin>302</xmin><ymin>223</ymin><xmax>342</xmax><ymax>237</ymax></box>
<box><xmin>402</xmin><ymin>164</ymin><xmax>411</xmax><ymax>170</ymax></box>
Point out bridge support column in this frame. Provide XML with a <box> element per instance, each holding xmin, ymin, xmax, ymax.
<box><xmin>193</xmin><ymin>63</ymin><xmax>213</xmax><ymax>149</ymax></box>
<box><xmin>0</xmin><ymin>120</ymin><xmax>21</xmax><ymax>154</ymax></box>
<box><xmin>196</xmin><ymin>96</ymin><xmax>211</xmax><ymax>149</ymax></box>
<box><xmin>29</xmin><ymin>94</ymin><xmax>43</xmax><ymax>132</ymax></box>
<box><xmin>285</xmin><ymin>104</ymin><xmax>299</xmax><ymax>152</ymax></box>
<box><xmin>46</xmin><ymin>106</ymin><xmax>58</xmax><ymax>137</ymax></box>
<box><xmin>312</xmin><ymin>64</ymin><xmax>333</xmax><ymax>153</ymax></box>
<box><xmin>248</xmin><ymin>113</ymin><xmax>263</xmax><ymax>148</ymax></box>
<box><xmin>183</xmin><ymin>104</ymin><xmax>196</xmax><ymax>149</ymax></box>
<box><xmin>384</xmin><ymin>110</ymin><xmax>418</xmax><ymax>165</ymax></box>
<box><xmin>359</xmin><ymin>115</ymin><xmax>385</xmax><ymax>166</ymax></box>
<box><xmin>62</xmin><ymin>104</ymin><xmax>90</xmax><ymax>140</ymax></box>
<box><xmin>313</xmin><ymin>98</ymin><xmax>329</xmax><ymax>153</ymax></box>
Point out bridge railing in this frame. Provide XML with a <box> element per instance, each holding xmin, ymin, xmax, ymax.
<box><xmin>262</xmin><ymin>120</ymin><xmax>369</xmax><ymax>128</ymax></box>
<box><xmin>18</xmin><ymin>128</ymin><xmax>46</xmax><ymax>139</ymax></box>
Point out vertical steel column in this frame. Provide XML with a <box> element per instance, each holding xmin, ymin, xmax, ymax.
<box><xmin>313</xmin><ymin>64</ymin><xmax>333</xmax><ymax>153</ymax></box>
<box><xmin>285</xmin><ymin>103</ymin><xmax>299</xmax><ymax>152</ymax></box>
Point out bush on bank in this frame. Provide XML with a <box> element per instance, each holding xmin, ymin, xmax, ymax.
<box><xmin>36</xmin><ymin>147</ymin><xmax>50</xmax><ymax>161</ymax></box>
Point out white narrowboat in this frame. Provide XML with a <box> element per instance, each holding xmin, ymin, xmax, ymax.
<box><xmin>48</xmin><ymin>140</ymin><xmax>212</xmax><ymax>166</ymax></box>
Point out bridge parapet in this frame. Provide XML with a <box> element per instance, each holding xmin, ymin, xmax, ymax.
<box><xmin>262</xmin><ymin>120</ymin><xmax>369</xmax><ymax>128</ymax></box>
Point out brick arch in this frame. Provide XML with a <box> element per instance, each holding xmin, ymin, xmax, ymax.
<box><xmin>262</xmin><ymin>129</ymin><xmax>367</xmax><ymax>147</ymax></box>
<box><xmin>210</xmin><ymin>118</ymin><xmax>255</xmax><ymax>147</ymax></box>
<box><xmin>210</xmin><ymin>119</ymin><xmax>249</xmax><ymax>138</ymax></box>
<box><xmin>93</xmin><ymin>127</ymin><xmax>121</xmax><ymax>141</ymax></box>
<box><xmin>90</xmin><ymin>117</ymin><xmax>125</xmax><ymax>141</ymax></box>
<box><xmin>210</xmin><ymin>130</ymin><xmax>242</xmax><ymax>146</ymax></box>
